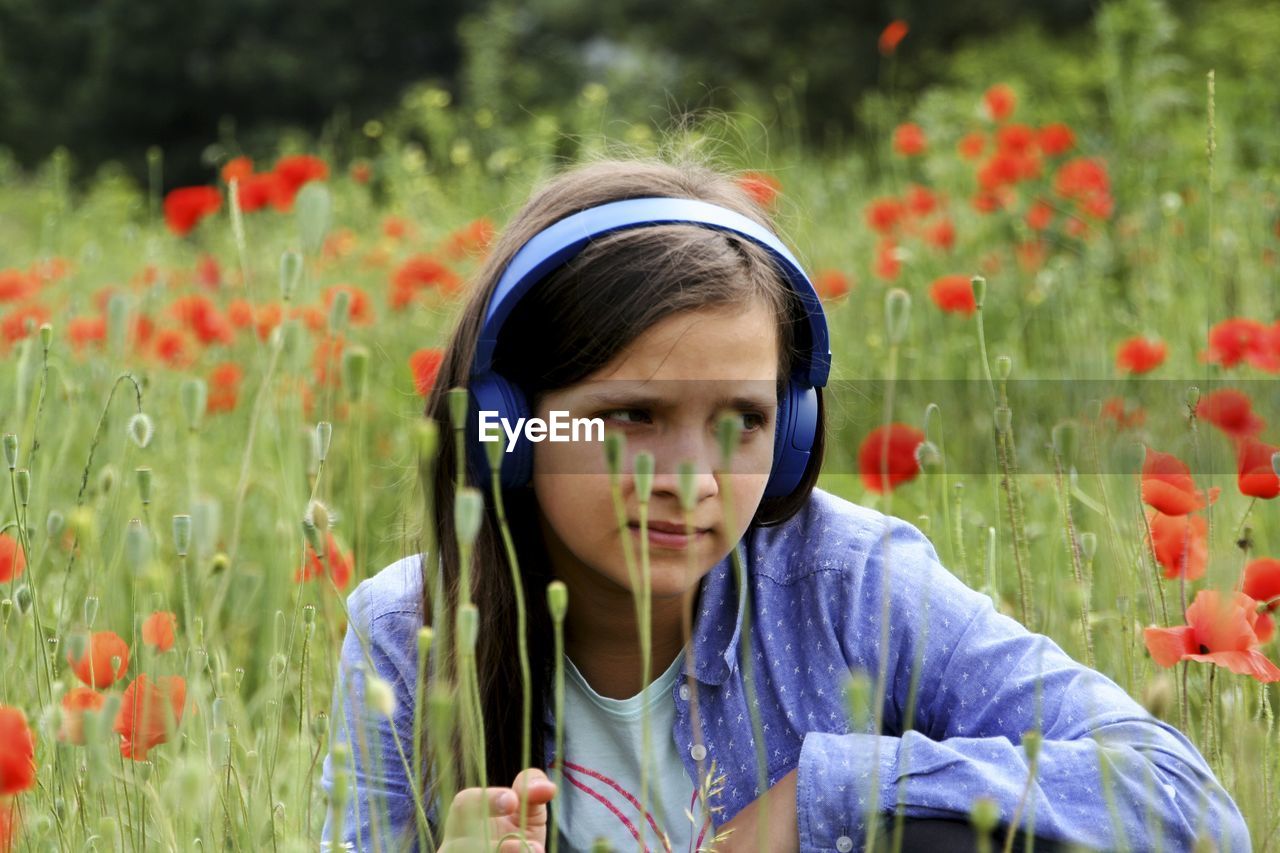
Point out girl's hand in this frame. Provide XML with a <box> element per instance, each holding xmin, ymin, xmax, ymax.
<box><xmin>710</xmin><ymin>767</ymin><xmax>799</xmax><ymax>853</ymax></box>
<box><xmin>439</xmin><ymin>767</ymin><xmax>558</xmax><ymax>852</ymax></box>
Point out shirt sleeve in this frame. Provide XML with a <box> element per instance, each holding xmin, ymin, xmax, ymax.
<box><xmin>319</xmin><ymin>574</ymin><xmax>438</xmax><ymax>852</ymax></box>
<box><xmin>795</xmin><ymin>513</ymin><xmax>1252</xmax><ymax>853</ymax></box>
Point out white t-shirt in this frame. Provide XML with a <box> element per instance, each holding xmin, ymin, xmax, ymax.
<box><xmin>551</xmin><ymin>644</ymin><xmax>716</xmax><ymax>853</ymax></box>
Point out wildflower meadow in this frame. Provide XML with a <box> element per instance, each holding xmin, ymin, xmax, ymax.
<box><xmin>2</xmin><ymin>1</ymin><xmax>1280</xmax><ymax>850</ymax></box>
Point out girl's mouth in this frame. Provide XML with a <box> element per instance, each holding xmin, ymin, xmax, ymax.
<box><xmin>627</xmin><ymin>522</ymin><xmax>711</xmax><ymax>549</ymax></box>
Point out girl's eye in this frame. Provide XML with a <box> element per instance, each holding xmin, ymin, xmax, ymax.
<box><xmin>600</xmin><ymin>408</ymin><xmax>651</xmax><ymax>425</ymax></box>
<box><xmin>599</xmin><ymin>409</ymin><xmax>766</xmax><ymax>433</ymax></box>
<box><xmin>738</xmin><ymin>412</ymin><xmax>767</xmax><ymax>433</ymax></box>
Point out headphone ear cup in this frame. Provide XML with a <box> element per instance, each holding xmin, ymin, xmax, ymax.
<box><xmin>467</xmin><ymin>373</ymin><xmax>533</xmax><ymax>489</ymax></box>
<box><xmin>764</xmin><ymin>380</ymin><xmax>817</xmax><ymax>498</ymax></box>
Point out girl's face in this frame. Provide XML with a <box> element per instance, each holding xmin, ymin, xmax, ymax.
<box><xmin>531</xmin><ymin>299</ymin><xmax>780</xmax><ymax>603</ymax></box>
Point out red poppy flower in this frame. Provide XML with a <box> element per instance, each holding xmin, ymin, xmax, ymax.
<box><xmin>114</xmin><ymin>674</ymin><xmax>187</xmax><ymax>760</ymax></box>
<box><xmin>391</xmin><ymin>255</ymin><xmax>464</xmax><ymax>310</ymax></box>
<box><xmin>1243</xmin><ymin>557</ymin><xmax>1280</xmax><ymax>643</ymax></box>
<box><xmin>1014</xmin><ymin>240</ymin><xmax>1047</xmax><ymax>273</ymax></box>
<box><xmin>924</xmin><ymin>218</ymin><xmax>956</xmax><ymax>251</ymax></box>
<box><xmin>0</xmin><ymin>270</ymin><xmax>37</xmax><ymax>304</ymax></box>
<box><xmin>57</xmin><ymin>687</ymin><xmax>106</xmax><ymax>745</ymax></box>
<box><xmin>235</xmin><ymin>172</ymin><xmax>280</xmax><ymax>214</ymax></box>
<box><xmin>196</xmin><ymin>254</ymin><xmax>222</xmax><ymax>289</ymax></box>
<box><xmin>1037</xmin><ymin>123</ymin><xmax>1076</xmax><ymax>156</ymax></box>
<box><xmin>1025</xmin><ymin>200</ymin><xmax>1054</xmax><ymax>232</ymax></box>
<box><xmin>0</xmin><ymin>534</ymin><xmax>25</xmax><ymax>583</ymax></box>
<box><xmin>255</xmin><ymin>303</ymin><xmax>283</xmax><ymax>342</ymax></box>
<box><xmin>66</xmin><ymin>317</ymin><xmax>106</xmax><ymax>354</ymax></box>
<box><xmin>324</xmin><ymin>284</ymin><xmax>374</xmax><ymax>326</ymax></box>
<box><xmin>1140</xmin><ymin>447</ymin><xmax>1220</xmax><ymax>516</ymax></box>
<box><xmin>409</xmin><ymin>348</ymin><xmax>445</xmax><ymax>397</ymax></box>
<box><xmin>152</xmin><ymin>328</ymin><xmax>193</xmax><ymax>368</ymax></box>
<box><xmin>929</xmin><ymin>274</ymin><xmax>976</xmax><ymax>316</ymax></box>
<box><xmin>141</xmin><ymin>611</ymin><xmax>178</xmax><ymax>652</ymax></box>
<box><xmin>995</xmin><ymin>123</ymin><xmax>1035</xmax><ymax>156</ymax></box>
<box><xmin>858</xmin><ymin>423</ymin><xmax>925</xmax><ymax>493</ymax></box>
<box><xmin>735</xmin><ymin>171</ymin><xmax>782</xmax><ymax>208</ymax></box>
<box><xmin>1235</xmin><ymin>436</ymin><xmax>1280</xmax><ymax>500</ymax></box>
<box><xmin>873</xmin><ymin>239</ymin><xmax>901</xmax><ymax>281</ymax></box>
<box><xmin>442</xmin><ymin>217</ymin><xmax>497</xmax><ymax>261</ymax></box>
<box><xmin>1144</xmin><ymin>589</ymin><xmax>1280</xmax><ymax>682</ymax></box>
<box><xmin>350</xmin><ymin>161</ymin><xmax>373</xmax><ymax>184</ymax></box>
<box><xmin>903</xmin><ymin>185</ymin><xmax>937</xmax><ymax>218</ymax></box>
<box><xmin>163</xmin><ymin>186</ymin><xmax>222</xmax><ymax>237</ymax></box>
<box><xmin>227</xmin><ymin>300</ymin><xmax>254</xmax><ymax>330</ymax></box>
<box><xmin>66</xmin><ymin>630</ymin><xmax>130</xmax><ymax>689</ymax></box>
<box><xmin>295</xmin><ymin>531</ymin><xmax>353</xmax><ymax>588</ymax></box>
<box><xmin>1201</xmin><ymin>317</ymin><xmax>1277</xmax><ymax>370</ymax></box>
<box><xmin>1146</xmin><ymin>510</ymin><xmax>1207</xmax><ymax>581</ymax></box>
<box><xmin>892</xmin><ymin>123</ymin><xmax>927</xmax><ymax>157</ymax></box>
<box><xmin>270</xmin><ymin>155</ymin><xmax>329</xmax><ymax>212</ymax></box>
<box><xmin>1053</xmin><ymin>158</ymin><xmax>1110</xmax><ymax>200</ymax></box>
<box><xmin>207</xmin><ymin>362</ymin><xmax>244</xmax><ymax>415</ymax></box>
<box><xmin>813</xmin><ymin>269</ymin><xmax>852</xmax><ymax>302</ymax></box>
<box><xmin>957</xmin><ymin>132</ymin><xmax>986</xmax><ymax>161</ymax></box>
<box><xmin>220</xmin><ymin>156</ymin><xmax>254</xmax><ymax>185</ymax></box>
<box><xmin>1196</xmin><ymin>389</ymin><xmax>1265</xmax><ymax>439</ymax></box>
<box><xmin>865</xmin><ymin>198</ymin><xmax>903</xmax><ymax>235</ymax></box>
<box><xmin>878</xmin><ymin>20</ymin><xmax>909</xmax><ymax>55</ymax></box>
<box><xmin>1115</xmin><ymin>336</ymin><xmax>1166</xmax><ymax>374</ymax></box>
<box><xmin>169</xmin><ymin>295</ymin><xmax>234</xmax><ymax>346</ymax></box>
<box><xmin>1</xmin><ymin>304</ymin><xmax>51</xmax><ymax>345</ymax></box>
<box><xmin>1099</xmin><ymin>396</ymin><xmax>1146</xmax><ymax>431</ymax></box>
<box><xmin>0</xmin><ymin>706</ymin><xmax>36</xmax><ymax>795</ymax></box>
<box><xmin>983</xmin><ymin>84</ymin><xmax>1017</xmax><ymax>122</ymax></box>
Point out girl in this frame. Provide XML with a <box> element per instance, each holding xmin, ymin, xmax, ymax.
<box><xmin>320</xmin><ymin>157</ymin><xmax>1249</xmax><ymax>852</ymax></box>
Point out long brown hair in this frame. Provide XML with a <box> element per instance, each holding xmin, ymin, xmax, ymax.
<box><xmin>415</xmin><ymin>152</ymin><xmax>827</xmax><ymax>840</ymax></box>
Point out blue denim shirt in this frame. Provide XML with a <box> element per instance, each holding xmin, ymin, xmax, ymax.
<box><xmin>319</xmin><ymin>486</ymin><xmax>1251</xmax><ymax>852</ymax></box>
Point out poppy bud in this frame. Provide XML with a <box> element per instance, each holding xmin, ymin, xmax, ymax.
<box><xmin>172</xmin><ymin>515</ymin><xmax>192</xmax><ymax>557</ymax></box>
<box><xmin>128</xmin><ymin>413</ymin><xmax>154</xmax><ymax>449</ymax></box>
<box><xmin>634</xmin><ymin>452</ymin><xmax>655</xmax><ymax>502</ymax></box>
<box><xmin>39</xmin><ymin>322</ymin><xmax>53</xmax><ymax>351</ymax></box>
<box><xmin>3</xmin><ymin>433</ymin><xmax>17</xmax><ymax>469</ymax></box>
<box><xmin>418</xmin><ymin>626</ymin><xmax>434</xmax><ymax>662</ymax></box>
<box><xmin>297</xmin><ymin>183</ymin><xmax>333</xmax><ymax>257</ymax></box>
<box><xmin>994</xmin><ymin>406</ymin><xmax>1012</xmax><ymax>435</ymax></box>
<box><xmin>83</xmin><ymin>595</ymin><xmax>99</xmax><ymax>627</ymax></box>
<box><xmin>280</xmin><ymin>251</ymin><xmax>303</xmax><ymax>301</ymax></box>
<box><xmin>843</xmin><ymin>670</ymin><xmax>872</xmax><ymax>732</ymax></box>
<box><xmin>1079</xmin><ymin>531</ymin><xmax>1097</xmax><ymax>562</ymax></box>
<box><xmin>315</xmin><ymin>422</ymin><xmax>333</xmax><ymax>463</ymax></box>
<box><xmin>303</xmin><ymin>604</ymin><xmax>316</xmax><ymax>626</ymax></box>
<box><xmin>134</xmin><ymin>467</ymin><xmax>151</xmax><ymax>506</ymax></box>
<box><xmin>47</xmin><ymin>509</ymin><xmax>65</xmax><ymax>539</ymax></box>
<box><xmin>342</xmin><ymin>346</ymin><xmax>369</xmax><ymax>401</ymax></box>
<box><xmin>179</xmin><ymin>378</ymin><xmax>207</xmax><ymax>433</ymax></box>
<box><xmin>446</xmin><ymin>388</ymin><xmax>469</xmax><ymax>432</ymax></box>
<box><xmin>311</xmin><ymin>711</ymin><xmax>329</xmax><ymax>743</ymax></box>
<box><xmin>97</xmin><ymin>464</ymin><xmax>118</xmax><ymax>497</ymax></box>
<box><xmin>328</xmin><ymin>288</ymin><xmax>350</xmax><ymax>335</ymax></box>
<box><xmin>1185</xmin><ymin>385</ymin><xmax>1200</xmax><ymax>410</ymax></box>
<box><xmin>16</xmin><ymin>468</ymin><xmax>30</xmax><ymax>506</ymax></box>
<box><xmin>716</xmin><ymin>413</ymin><xmax>741</xmax><ymax>470</ymax></box>
<box><xmin>884</xmin><ymin>288</ymin><xmax>911</xmax><ymax>346</ymax></box>
<box><xmin>302</xmin><ymin>518</ymin><xmax>324</xmax><ymax>558</ymax></box>
<box><xmin>456</xmin><ymin>603</ymin><xmax>479</xmax><ymax>655</ymax></box>
<box><xmin>547</xmin><ymin>580</ymin><xmax>568</xmax><ymax>622</ymax></box>
<box><xmin>970</xmin><ymin>275</ymin><xmax>987</xmax><ymax>309</ymax></box>
<box><xmin>969</xmin><ymin>796</ymin><xmax>999</xmax><ymax>834</ymax></box>
<box><xmin>914</xmin><ymin>440</ymin><xmax>941</xmax><ymax>470</ymax></box>
<box><xmin>604</xmin><ymin>432</ymin><xmax>625</xmax><ymax>482</ymax></box>
<box><xmin>125</xmin><ymin>518</ymin><xmax>152</xmax><ymax>575</ymax></box>
<box><xmin>677</xmin><ymin>461</ymin><xmax>698</xmax><ymax>512</ymax></box>
<box><xmin>416</xmin><ymin>419</ymin><xmax>439</xmax><ymax>461</ymax></box>
<box><xmin>454</xmin><ymin>487</ymin><xmax>483</xmax><ymax>547</ymax></box>
<box><xmin>995</xmin><ymin>355</ymin><xmax>1012</xmax><ymax>381</ymax></box>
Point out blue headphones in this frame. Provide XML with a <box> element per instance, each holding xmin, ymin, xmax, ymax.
<box><xmin>466</xmin><ymin>196</ymin><xmax>831</xmax><ymax>499</ymax></box>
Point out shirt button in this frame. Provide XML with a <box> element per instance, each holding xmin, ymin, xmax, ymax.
<box><xmin>835</xmin><ymin>836</ymin><xmax>854</xmax><ymax>852</ymax></box>
<box><xmin>679</xmin><ymin>683</ymin><xmax>691</xmax><ymax>701</ymax></box>
<box><xmin>690</xmin><ymin>744</ymin><xmax>707</xmax><ymax>761</ymax></box>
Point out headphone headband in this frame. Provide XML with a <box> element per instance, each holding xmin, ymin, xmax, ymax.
<box><xmin>472</xmin><ymin>197</ymin><xmax>831</xmax><ymax>388</ymax></box>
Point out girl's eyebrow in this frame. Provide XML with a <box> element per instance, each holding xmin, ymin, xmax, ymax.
<box><xmin>579</xmin><ymin>390</ymin><xmax>777</xmax><ymax>410</ymax></box>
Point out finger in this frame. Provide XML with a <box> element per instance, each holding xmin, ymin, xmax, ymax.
<box><xmin>443</xmin><ymin>787</ymin><xmax>518</xmax><ymax>840</ymax></box>
<box><xmin>510</xmin><ymin>768</ymin><xmax>558</xmax><ymax>802</ymax></box>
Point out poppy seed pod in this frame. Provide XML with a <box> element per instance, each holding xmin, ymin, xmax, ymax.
<box><xmin>994</xmin><ymin>406</ymin><xmax>1012</xmax><ymax>435</ymax></box>
<box><xmin>297</xmin><ymin>183</ymin><xmax>333</xmax><ymax>257</ymax></box>
<box><xmin>47</xmin><ymin>509</ymin><xmax>65</xmax><ymax>539</ymax></box>
<box><xmin>634</xmin><ymin>451</ymin><xmax>655</xmax><ymax>502</ymax></box>
<box><xmin>446</xmin><ymin>388</ymin><xmax>469</xmax><ymax>432</ymax></box>
<box><xmin>172</xmin><ymin>515</ymin><xmax>192</xmax><ymax>557</ymax></box>
<box><xmin>1022</xmin><ymin>730</ymin><xmax>1043</xmax><ymax>764</ymax></box>
<box><xmin>547</xmin><ymin>580</ymin><xmax>568</xmax><ymax>622</ymax></box>
<box><xmin>315</xmin><ymin>422</ymin><xmax>333</xmax><ymax>463</ymax></box>
<box><xmin>1079</xmin><ymin>531</ymin><xmax>1097</xmax><ymax>562</ymax></box>
<box><xmin>416</xmin><ymin>419</ymin><xmax>439</xmax><ymax>461</ymax></box>
<box><xmin>3</xmin><ymin>433</ymin><xmax>17</xmax><ymax>469</ymax></box>
<box><xmin>970</xmin><ymin>275</ymin><xmax>987</xmax><ymax>309</ymax></box>
<box><xmin>327</xmin><ymin>288</ymin><xmax>350</xmax><ymax>335</ymax></box>
<box><xmin>884</xmin><ymin>288</ymin><xmax>911</xmax><ymax>346</ymax></box>
<box><xmin>365</xmin><ymin>674</ymin><xmax>396</xmax><ymax>718</ymax></box>
<box><xmin>417</xmin><ymin>626</ymin><xmax>434</xmax><ymax>661</ymax></box>
<box><xmin>127</xmin><ymin>413</ymin><xmax>154</xmax><ymax>449</ymax></box>
<box><xmin>995</xmin><ymin>355</ymin><xmax>1012</xmax><ymax>381</ymax></box>
<box><xmin>454</xmin><ymin>487</ymin><xmax>484</xmax><ymax>547</ymax></box>
<box><xmin>604</xmin><ymin>432</ymin><xmax>625</xmax><ymax>483</ymax></box>
<box><xmin>1185</xmin><ymin>385</ymin><xmax>1200</xmax><ymax>410</ymax></box>
<box><xmin>311</xmin><ymin>711</ymin><xmax>329</xmax><ymax>743</ymax></box>
<box><xmin>39</xmin><ymin>322</ymin><xmax>53</xmax><ymax>350</ymax></box>
<box><xmin>16</xmin><ymin>469</ymin><xmax>30</xmax><ymax>506</ymax></box>
<box><xmin>125</xmin><ymin>519</ymin><xmax>152</xmax><ymax>575</ymax></box>
<box><xmin>341</xmin><ymin>346</ymin><xmax>369</xmax><ymax>401</ymax></box>
<box><xmin>716</xmin><ymin>413</ymin><xmax>741</xmax><ymax>470</ymax></box>
<box><xmin>677</xmin><ymin>461</ymin><xmax>698</xmax><ymax>512</ymax></box>
<box><xmin>134</xmin><ymin>467</ymin><xmax>151</xmax><ymax>505</ymax></box>
<box><xmin>279</xmin><ymin>251</ymin><xmax>303</xmax><ymax>302</ymax></box>
<box><xmin>83</xmin><ymin>595</ymin><xmax>99</xmax><ymax>628</ymax></box>
<box><xmin>180</xmin><ymin>379</ymin><xmax>207</xmax><ymax>432</ymax></box>
<box><xmin>970</xmin><ymin>797</ymin><xmax>999</xmax><ymax>833</ymax></box>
